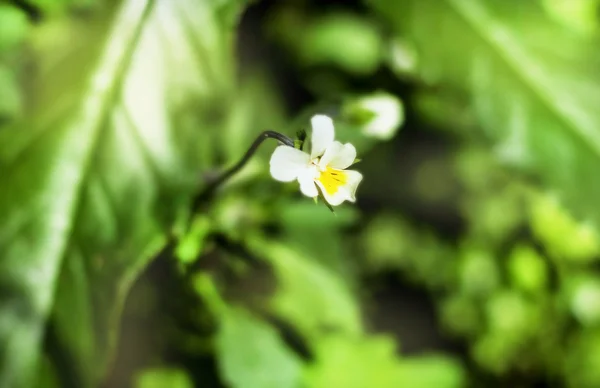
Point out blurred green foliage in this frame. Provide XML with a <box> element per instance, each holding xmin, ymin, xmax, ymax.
<box><xmin>1</xmin><ymin>0</ymin><xmax>600</xmax><ymax>387</ymax></box>
<box><xmin>0</xmin><ymin>3</ymin><xmax>28</xmax><ymax>121</ymax></box>
<box><xmin>135</xmin><ymin>368</ymin><xmax>194</xmax><ymax>388</ymax></box>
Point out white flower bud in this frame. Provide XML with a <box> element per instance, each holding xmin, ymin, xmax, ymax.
<box><xmin>351</xmin><ymin>92</ymin><xmax>404</xmax><ymax>141</ymax></box>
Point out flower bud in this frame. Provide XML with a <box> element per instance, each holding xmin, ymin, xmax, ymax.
<box><xmin>344</xmin><ymin>92</ymin><xmax>404</xmax><ymax>141</ymax></box>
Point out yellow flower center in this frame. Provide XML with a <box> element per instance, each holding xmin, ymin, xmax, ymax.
<box><xmin>317</xmin><ymin>166</ymin><xmax>347</xmax><ymax>195</ymax></box>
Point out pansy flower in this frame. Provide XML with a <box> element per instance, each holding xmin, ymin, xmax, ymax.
<box><xmin>269</xmin><ymin>115</ymin><xmax>363</xmax><ymax>206</ymax></box>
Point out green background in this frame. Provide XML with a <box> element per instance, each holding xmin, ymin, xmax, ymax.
<box><xmin>1</xmin><ymin>0</ymin><xmax>600</xmax><ymax>387</ymax></box>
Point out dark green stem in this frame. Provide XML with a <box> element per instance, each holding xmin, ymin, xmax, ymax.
<box><xmin>191</xmin><ymin>130</ymin><xmax>294</xmax><ymax>212</ymax></box>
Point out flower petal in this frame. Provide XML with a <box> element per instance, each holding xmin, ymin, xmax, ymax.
<box><xmin>269</xmin><ymin>145</ymin><xmax>310</xmax><ymax>182</ymax></box>
<box><xmin>310</xmin><ymin>114</ymin><xmax>335</xmax><ymax>159</ymax></box>
<box><xmin>318</xmin><ymin>141</ymin><xmax>357</xmax><ymax>170</ymax></box>
<box><xmin>316</xmin><ymin>169</ymin><xmax>363</xmax><ymax>206</ymax></box>
<box><xmin>297</xmin><ymin>166</ymin><xmax>319</xmax><ymax>197</ymax></box>
<box><xmin>342</xmin><ymin>170</ymin><xmax>363</xmax><ymax>202</ymax></box>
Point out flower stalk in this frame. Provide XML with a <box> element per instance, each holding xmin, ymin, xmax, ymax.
<box><xmin>192</xmin><ymin>130</ymin><xmax>294</xmax><ymax>211</ymax></box>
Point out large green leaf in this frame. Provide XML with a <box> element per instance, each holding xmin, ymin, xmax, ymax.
<box><xmin>246</xmin><ymin>236</ymin><xmax>362</xmax><ymax>339</ymax></box>
<box><xmin>216</xmin><ymin>308</ymin><xmax>303</xmax><ymax>388</ymax></box>
<box><xmin>369</xmin><ymin>0</ymin><xmax>600</xmax><ymax>228</ymax></box>
<box><xmin>304</xmin><ymin>335</ymin><xmax>401</xmax><ymax>388</ymax></box>
<box><xmin>0</xmin><ymin>0</ymin><xmax>246</xmax><ymax>386</ymax></box>
<box><xmin>304</xmin><ymin>334</ymin><xmax>465</xmax><ymax>388</ymax></box>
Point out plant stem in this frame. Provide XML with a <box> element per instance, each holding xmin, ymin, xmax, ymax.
<box><xmin>191</xmin><ymin>130</ymin><xmax>294</xmax><ymax>212</ymax></box>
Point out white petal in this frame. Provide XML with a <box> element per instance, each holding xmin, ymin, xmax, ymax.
<box><xmin>316</xmin><ymin>169</ymin><xmax>363</xmax><ymax>206</ymax></box>
<box><xmin>342</xmin><ymin>170</ymin><xmax>363</xmax><ymax>202</ymax></box>
<box><xmin>269</xmin><ymin>146</ymin><xmax>310</xmax><ymax>182</ymax></box>
<box><xmin>318</xmin><ymin>141</ymin><xmax>357</xmax><ymax>170</ymax></box>
<box><xmin>310</xmin><ymin>114</ymin><xmax>335</xmax><ymax>159</ymax></box>
<box><xmin>297</xmin><ymin>166</ymin><xmax>319</xmax><ymax>197</ymax></box>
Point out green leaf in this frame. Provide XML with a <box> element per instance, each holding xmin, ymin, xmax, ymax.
<box><xmin>247</xmin><ymin>236</ymin><xmax>362</xmax><ymax>339</ymax></box>
<box><xmin>507</xmin><ymin>244</ymin><xmax>548</xmax><ymax>294</ymax></box>
<box><xmin>564</xmin><ymin>330</ymin><xmax>600</xmax><ymax>387</ymax></box>
<box><xmin>396</xmin><ymin>355</ymin><xmax>466</xmax><ymax>388</ymax></box>
<box><xmin>279</xmin><ymin>201</ymin><xmax>358</xmax><ymax>275</ymax></box>
<box><xmin>0</xmin><ymin>64</ymin><xmax>22</xmax><ymax>121</ymax></box>
<box><xmin>542</xmin><ymin>0</ymin><xmax>600</xmax><ymax>34</ymax></box>
<box><xmin>26</xmin><ymin>0</ymin><xmax>97</xmax><ymax>15</ymax></box>
<box><xmin>529</xmin><ymin>192</ymin><xmax>600</xmax><ymax>263</ymax></box>
<box><xmin>0</xmin><ymin>0</ymin><xmax>246</xmax><ymax>386</ymax></box>
<box><xmin>304</xmin><ymin>334</ymin><xmax>465</xmax><ymax>388</ymax></box>
<box><xmin>134</xmin><ymin>367</ymin><xmax>194</xmax><ymax>388</ymax></box>
<box><xmin>216</xmin><ymin>308</ymin><xmax>303</xmax><ymax>388</ymax></box>
<box><xmin>304</xmin><ymin>335</ymin><xmax>401</xmax><ymax>388</ymax></box>
<box><xmin>298</xmin><ymin>13</ymin><xmax>383</xmax><ymax>75</ymax></box>
<box><xmin>175</xmin><ymin>215</ymin><xmax>212</xmax><ymax>264</ymax></box>
<box><xmin>269</xmin><ymin>9</ymin><xmax>383</xmax><ymax>75</ymax></box>
<box><xmin>0</xmin><ymin>4</ymin><xmax>29</xmax><ymax>52</ymax></box>
<box><xmin>369</xmin><ymin>0</ymin><xmax>600</xmax><ymax>229</ymax></box>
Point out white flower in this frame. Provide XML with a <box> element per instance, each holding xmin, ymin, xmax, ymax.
<box><xmin>269</xmin><ymin>115</ymin><xmax>363</xmax><ymax>206</ymax></box>
<box><xmin>357</xmin><ymin>92</ymin><xmax>404</xmax><ymax>140</ymax></box>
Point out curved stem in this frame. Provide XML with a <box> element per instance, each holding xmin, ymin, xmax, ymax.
<box><xmin>191</xmin><ymin>130</ymin><xmax>294</xmax><ymax>212</ymax></box>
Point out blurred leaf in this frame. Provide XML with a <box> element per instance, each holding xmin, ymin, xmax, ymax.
<box><xmin>440</xmin><ymin>294</ymin><xmax>482</xmax><ymax>337</ymax></box>
<box><xmin>485</xmin><ymin>290</ymin><xmax>539</xmax><ymax>336</ymax></box>
<box><xmin>193</xmin><ymin>273</ymin><xmax>228</xmax><ymax>317</ymax></box>
<box><xmin>279</xmin><ymin>201</ymin><xmax>358</xmax><ymax>276</ymax></box>
<box><xmin>300</xmin><ymin>13</ymin><xmax>382</xmax><ymax>74</ymax></box>
<box><xmin>0</xmin><ymin>4</ymin><xmax>28</xmax><ymax>123</ymax></box>
<box><xmin>280</xmin><ymin>202</ymin><xmax>359</xmax><ymax>230</ymax></box>
<box><xmin>529</xmin><ymin>192</ymin><xmax>600</xmax><ymax>263</ymax></box>
<box><xmin>455</xmin><ymin>148</ymin><xmax>530</xmax><ymax>244</ymax></box>
<box><xmin>248</xmin><ymin>236</ymin><xmax>362</xmax><ymax>338</ymax></box>
<box><xmin>369</xmin><ymin>0</ymin><xmax>600</xmax><ymax>230</ymax></box>
<box><xmin>412</xmin><ymin>90</ymin><xmax>477</xmax><ymax>134</ymax></box>
<box><xmin>270</xmin><ymin>10</ymin><xmax>383</xmax><ymax>75</ymax></box>
<box><xmin>34</xmin><ymin>356</ymin><xmax>61</xmax><ymax>388</ymax></box>
<box><xmin>175</xmin><ymin>215</ymin><xmax>212</xmax><ymax>264</ymax></box>
<box><xmin>216</xmin><ymin>308</ymin><xmax>303</xmax><ymax>388</ymax></box>
<box><xmin>361</xmin><ymin>214</ymin><xmax>456</xmax><ymax>289</ymax></box>
<box><xmin>0</xmin><ymin>0</ymin><xmax>246</xmax><ymax>386</ymax></box>
<box><xmin>542</xmin><ymin>0</ymin><xmax>600</xmax><ymax>34</ymax></box>
<box><xmin>135</xmin><ymin>367</ymin><xmax>194</xmax><ymax>388</ymax></box>
<box><xmin>564</xmin><ymin>330</ymin><xmax>600</xmax><ymax>388</ymax></box>
<box><xmin>0</xmin><ymin>65</ymin><xmax>22</xmax><ymax>121</ymax></box>
<box><xmin>396</xmin><ymin>355</ymin><xmax>466</xmax><ymax>388</ymax></box>
<box><xmin>304</xmin><ymin>335</ymin><xmax>401</xmax><ymax>388</ymax></box>
<box><xmin>458</xmin><ymin>246</ymin><xmax>500</xmax><ymax>297</ymax></box>
<box><xmin>304</xmin><ymin>334</ymin><xmax>465</xmax><ymax>388</ymax></box>
<box><xmin>564</xmin><ymin>275</ymin><xmax>600</xmax><ymax>326</ymax></box>
<box><xmin>27</xmin><ymin>0</ymin><xmax>101</xmax><ymax>15</ymax></box>
<box><xmin>0</xmin><ymin>4</ymin><xmax>28</xmax><ymax>52</ymax></box>
<box><xmin>473</xmin><ymin>290</ymin><xmax>543</xmax><ymax>374</ymax></box>
<box><xmin>471</xmin><ymin>334</ymin><xmax>515</xmax><ymax>375</ymax></box>
<box><xmin>362</xmin><ymin>215</ymin><xmax>412</xmax><ymax>270</ymax></box>
<box><xmin>507</xmin><ymin>244</ymin><xmax>548</xmax><ymax>294</ymax></box>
